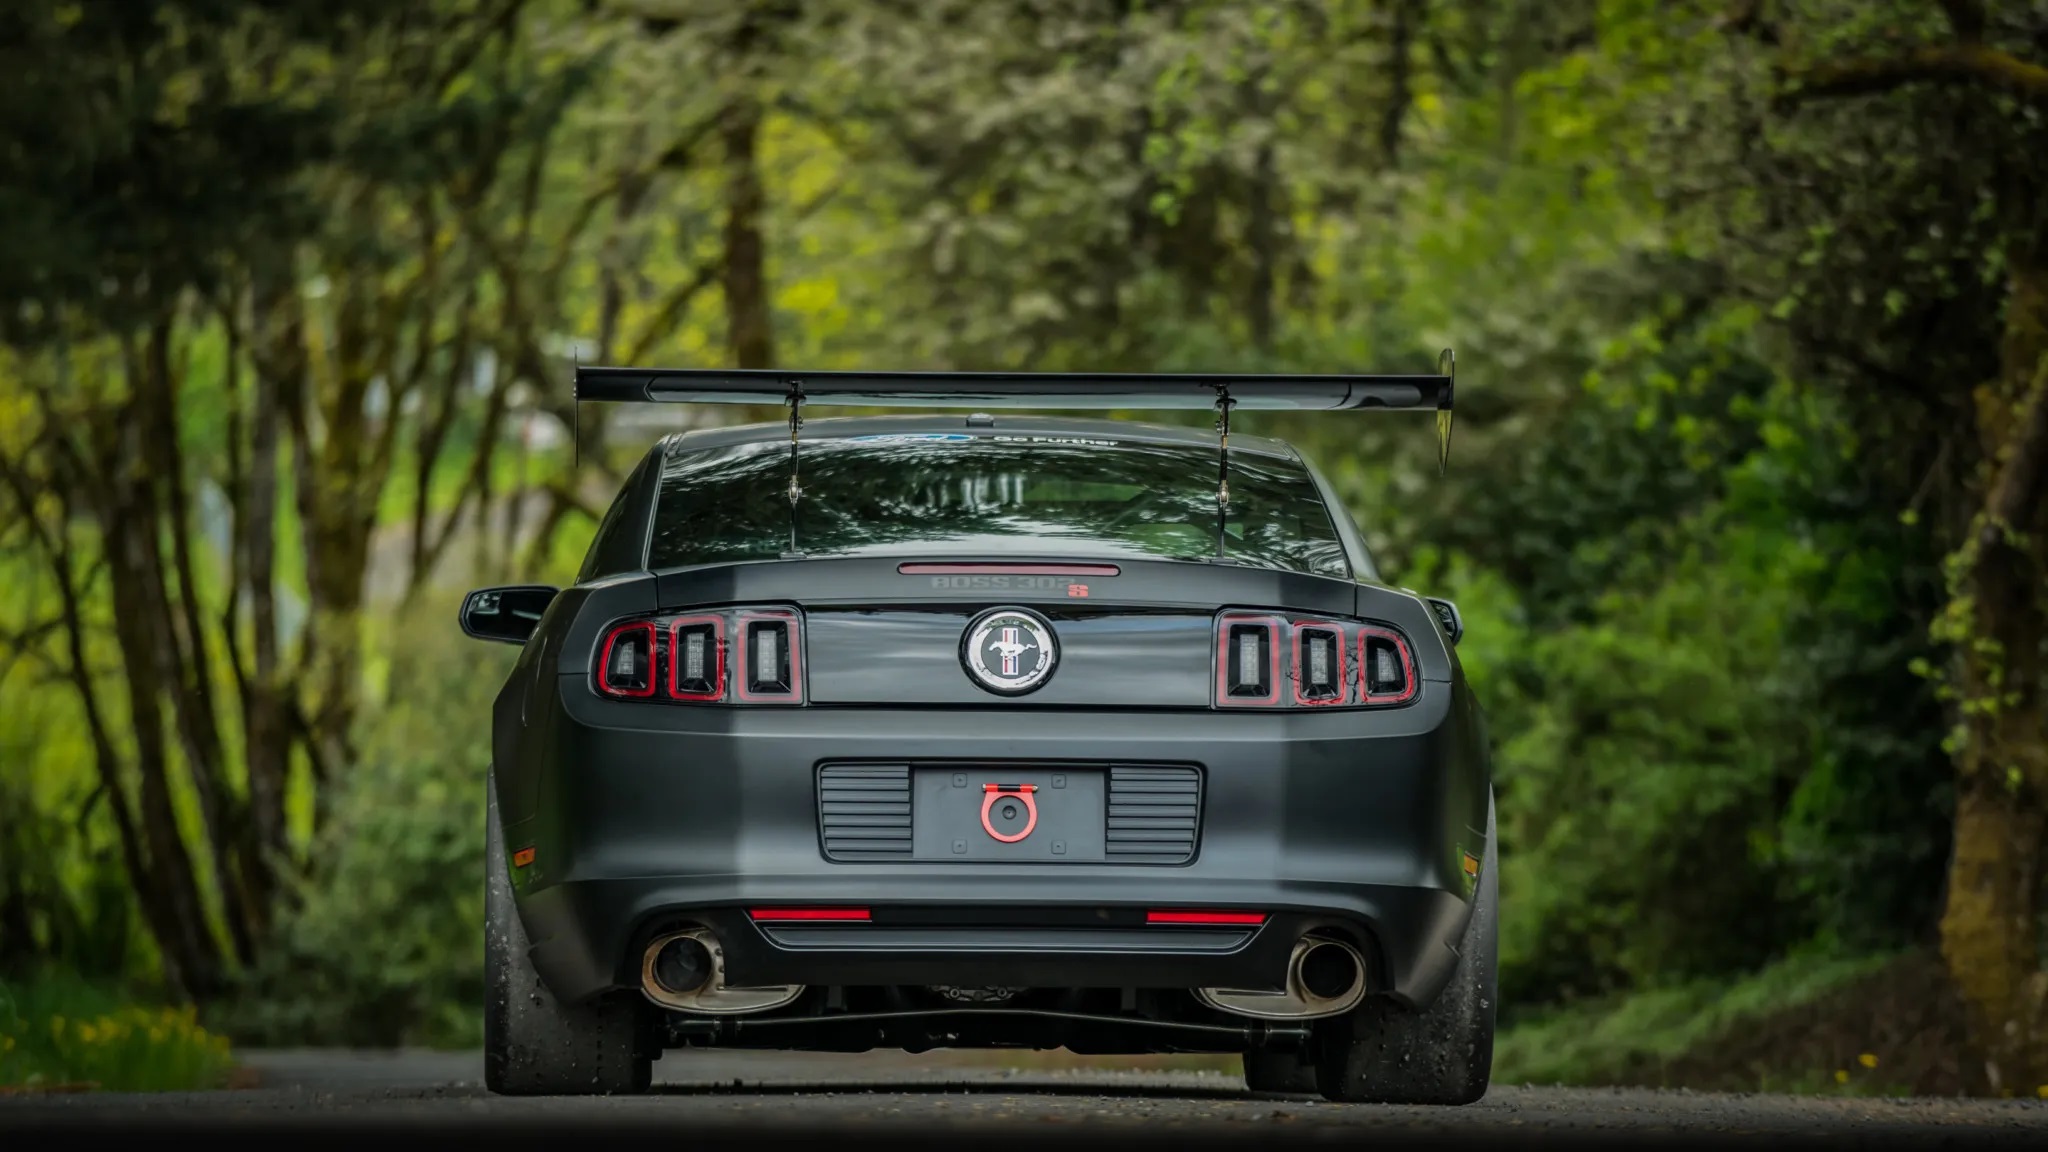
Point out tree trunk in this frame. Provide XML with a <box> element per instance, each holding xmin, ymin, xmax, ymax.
<box><xmin>1378</xmin><ymin>0</ymin><xmax>1419</xmax><ymax>167</ymax></box>
<box><xmin>294</xmin><ymin>253</ymin><xmax>385</xmax><ymax>786</ymax></box>
<box><xmin>101</xmin><ymin>473</ymin><xmax>226</xmax><ymax>999</ymax></box>
<box><xmin>136</xmin><ymin>319</ymin><xmax>258</xmax><ymax>962</ymax></box>
<box><xmin>0</xmin><ymin>456</ymin><xmax>178</xmax><ymax>995</ymax></box>
<box><xmin>245</xmin><ymin>263</ymin><xmax>301</xmax><ymax>878</ymax></box>
<box><xmin>1938</xmin><ymin>252</ymin><xmax>2048</xmax><ymax>1096</ymax></box>
<box><xmin>720</xmin><ymin>95</ymin><xmax>775</xmax><ymax>370</ymax></box>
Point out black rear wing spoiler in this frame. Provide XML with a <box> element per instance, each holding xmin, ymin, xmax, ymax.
<box><xmin>571</xmin><ymin>349</ymin><xmax>1456</xmax><ymax>472</ymax></box>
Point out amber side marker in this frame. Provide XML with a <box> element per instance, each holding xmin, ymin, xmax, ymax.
<box><xmin>511</xmin><ymin>847</ymin><xmax>536</xmax><ymax>868</ymax></box>
<box><xmin>1144</xmin><ymin>910</ymin><xmax>1267</xmax><ymax>926</ymax></box>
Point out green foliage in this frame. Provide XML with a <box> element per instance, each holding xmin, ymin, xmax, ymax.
<box><xmin>218</xmin><ymin>600</ymin><xmax>512</xmax><ymax>1048</ymax></box>
<box><xmin>1401</xmin><ymin>326</ymin><xmax>1947</xmax><ymax>1006</ymax></box>
<box><xmin>0</xmin><ymin>0</ymin><xmax>420</xmax><ymax>340</ymax></box>
<box><xmin>0</xmin><ymin>969</ymin><xmax>234</xmax><ymax>1091</ymax></box>
<box><xmin>1490</xmin><ymin>533</ymin><xmax>1811</xmax><ymax>997</ymax></box>
<box><xmin>0</xmin><ymin>0</ymin><xmax>1984</xmax><ymax>1086</ymax></box>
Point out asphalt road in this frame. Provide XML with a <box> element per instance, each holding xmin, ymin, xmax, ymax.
<box><xmin>5</xmin><ymin>1048</ymin><xmax>2048</xmax><ymax>1148</ymax></box>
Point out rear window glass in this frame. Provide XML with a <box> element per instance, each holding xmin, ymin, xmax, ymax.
<box><xmin>645</xmin><ymin>433</ymin><xmax>1349</xmax><ymax>577</ymax></box>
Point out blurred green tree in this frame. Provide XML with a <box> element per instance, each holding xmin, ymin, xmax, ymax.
<box><xmin>1595</xmin><ymin>0</ymin><xmax>2048</xmax><ymax>1094</ymax></box>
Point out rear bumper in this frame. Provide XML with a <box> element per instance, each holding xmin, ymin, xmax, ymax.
<box><xmin>506</xmin><ymin>681</ymin><xmax>1491</xmax><ymax>1009</ymax></box>
<box><xmin>523</xmin><ymin>885</ymin><xmax>1472</xmax><ymax>1002</ymax></box>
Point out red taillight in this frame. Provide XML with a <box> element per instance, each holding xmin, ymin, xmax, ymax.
<box><xmin>594</xmin><ymin>606</ymin><xmax>803</xmax><ymax>706</ymax></box>
<box><xmin>1359</xmin><ymin>626</ymin><xmax>1417</xmax><ymax>704</ymax></box>
<box><xmin>735</xmin><ymin>609</ymin><xmax>802</xmax><ymax>703</ymax></box>
<box><xmin>597</xmin><ymin>621</ymin><xmax>657</xmax><ymax>698</ymax></box>
<box><xmin>1146</xmin><ymin>909</ymin><xmax>1267</xmax><ymax>925</ymax></box>
<box><xmin>667</xmin><ymin>615</ymin><xmax>726</xmax><ymax>702</ymax></box>
<box><xmin>1291</xmin><ymin>620</ymin><xmax>1346</xmax><ymax>706</ymax></box>
<box><xmin>748</xmin><ymin>907</ymin><xmax>870</xmax><ymax>922</ymax></box>
<box><xmin>1215</xmin><ymin>613</ymin><xmax>1283</xmax><ymax>706</ymax></box>
<box><xmin>1213</xmin><ymin>610</ymin><xmax>1414</xmax><ymax>709</ymax></box>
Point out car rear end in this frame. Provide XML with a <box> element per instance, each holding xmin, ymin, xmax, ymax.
<box><xmin>489</xmin><ymin>421</ymin><xmax>1492</xmax><ymax>1058</ymax></box>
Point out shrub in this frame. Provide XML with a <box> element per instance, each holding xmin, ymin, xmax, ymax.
<box><xmin>0</xmin><ymin>969</ymin><xmax>233</xmax><ymax>1091</ymax></box>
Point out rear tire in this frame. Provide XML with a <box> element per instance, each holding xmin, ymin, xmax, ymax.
<box><xmin>1313</xmin><ymin>795</ymin><xmax>1497</xmax><ymax>1105</ymax></box>
<box><xmin>1242</xmin><ymin>1049</ymin><xmax>1319</xmax><ymax>1094</ymax></box>
<box><xmin>485</xmin><ymin>772</ymin><xmax>652</xmax><ymax>1096</ymax></box>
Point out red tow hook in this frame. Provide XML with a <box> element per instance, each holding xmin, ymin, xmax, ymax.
<box><xmin>980</xmin><ymin>783</ymin><xmax>1039</xmax><ymax>843</ymax></box>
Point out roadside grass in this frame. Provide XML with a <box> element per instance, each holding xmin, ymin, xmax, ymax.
<box><xmin>1493</xmin><ymin>949</ymin><xmax>1905</xmax><ymax>1093</ymax></box>
<box><xmin>0</xmin><ymin>970</ymin><xmax>235</xmax><ymax>1093</ymax></box>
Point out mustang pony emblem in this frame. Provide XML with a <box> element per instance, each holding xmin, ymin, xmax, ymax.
<box><xmin>960</xmin><ymin>607</ymin><xmax>1059</xmax><ymax>695</ymax></box>
<box><xmin>988</xmin><ymin>627</ymin><xmax>1031</xmax><ymax>677</ymax></box>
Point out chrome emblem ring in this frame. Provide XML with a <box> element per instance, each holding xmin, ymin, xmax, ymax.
<box><xmin>960</xmin><ymin>607</ymin><xmax>1059</xmax><ymax>696</ymax></box>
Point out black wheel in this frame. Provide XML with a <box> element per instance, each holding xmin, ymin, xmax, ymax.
<box><xmin>1313</xmin><ymin>794</ymin><xmax>1497</xmax><ymax>1105</ymax></box>
<box><xmin>1242</xmin><ymin>1049</ymin><xmax>1319</xmax><ymax>1094</ymax></box>
<box><xmin>485</xmin><ymin>772</ymin><xmax>652</xmax><ymax>1096</ymax></box>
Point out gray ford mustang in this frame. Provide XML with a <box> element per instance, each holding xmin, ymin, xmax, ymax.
<box><xmin>458</xmin><ymin>360</ymin><xmax>1495</xmax><ymax>1104</ymax></box>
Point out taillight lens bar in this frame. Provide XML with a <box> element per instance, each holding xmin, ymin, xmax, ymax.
<box><xmin>1292</xmin><ymin>622</ymin><xmax>1345</xmax><ymax>706</ymax></box>
<box><xmin>597</xmin><ymin>606</ymin><xmax>805</xmax><ymax>705</ymax></box>
<box><xmin>1216</xmin><ymin>614</ymin><xmax>1282</xmax><ymax>705</ymax></box>
<box><xmin>1214</xmin><ymin>610</ymin><xmax>1416</xmax><ymax>709</ymax></box>
<box><xmin>1358</xmin><ymin>625</ymin><xmax>1417</xmax><ymax>705</ymax></box>
<box><xmin>598</xmin><ymin>621</ymin><xmax>657</xmax><ymax>699</ymax></box>
<box><xmin>735</xmin><ymin>609</ymin><xmax>802</xmax><ymax>702</ymax></box>
<box><xmin>667</xmin><ymin>615</ymin><xmax>726</xmax><ymax>701</ymax></box>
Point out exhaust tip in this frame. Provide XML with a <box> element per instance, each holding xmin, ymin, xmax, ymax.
<box><xmin>1297</xmin><ymin>940</ymin><xmax>1359</xmax><ymax>1000</ymax></box>
<box><xmin>639</xmin><ymin>927</ymin><xmax>805</xmax><ymax>1015</ymax></box>
<box><xmin>650</xmin><ymin>935</ymin><xmax>712</xmax><ymax>996</ymax></box>
<box><xmin>1192</xmin><ymin>933</ymin><xmax>1368</xmax><ymax>1021</ymax></box>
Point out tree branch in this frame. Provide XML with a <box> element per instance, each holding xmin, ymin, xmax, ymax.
<box><xmin>620</xmin><ymin>261</ymin><xmax>720</xmax><ymax>365</ymax></box>
<box><xmin>1987</xmin><ymin>353</ymin><xmax>2048</xmax><ymax>536</ymax></box>
<box><xmin>0</xmin><ymin>617</ymin><xmax>64</xmax><ymax>691</ymax></box>
<box><xmin>516</xmin><ymin>484</ymin><xmax>600</xmax><ymax>580</ymax></box>
<box><xmin>1780</xmin><ymin>43</ymin><xmax>2048</xmax><ymax>105</ymax></box>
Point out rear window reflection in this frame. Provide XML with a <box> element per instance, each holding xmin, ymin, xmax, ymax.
<box><xmin>646</xmin><ymin>435</ymin><xmax>1350</xmax><ymax>578</ymax></box>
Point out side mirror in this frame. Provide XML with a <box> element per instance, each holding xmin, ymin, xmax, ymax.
<box><xmin>1425</xmin><ymin>597</ymin><xmax>1463</xmax><ymax>646</ymax></box>
<box><xmin>460</xmin><ymin>585</ymin><xmax>559</xmax><ymax>645</ymax></box>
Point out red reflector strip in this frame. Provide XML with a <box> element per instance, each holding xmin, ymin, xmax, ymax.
<box><xmin>511</xmin><ymin>847</ymin><xmax>535</xmax><ymax>868</ymax></box>
<box><xmin>747</xmin><ymin>907</ymin><xmax>871</xmax><ymax>922</ymax></box>
<box><xmin>1145</xmin><ymin>910</ymin><xmax>1267</xmax><ymax>926</ymax></box>
<box><xmin>898</xmin><ymin>563</ymin><xmax>1121</xmax><ymax>576</ymax></box>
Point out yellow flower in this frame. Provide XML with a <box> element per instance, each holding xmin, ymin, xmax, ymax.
<box><xmin>3</xmin><ymin>1034</ymin><xmax>14</xmax><ymax>1051</ymax></box>
<box><xmin>1834</xmin><ymin>1069</ymin><xmax>1849</xmax><ymax>1084</ymax></box>
<box><xmin>1857</xmin><ymin>1053</ymin><xmax>1878</xmax><ymax>1069</ymax></box>
<box><xmin>2037</xmin><ymin>1085</ymin><xmax>2048</xmax><ymax>1099</ymax></box>
<box><xmin>76</xmin><ymin>1023</ymin><xmax>97</xmax><ymax>1043</ymax></box>
<box><xmin>150</xmin><ymin>1028</ymin><xmax>164</xmax><ymax>1043</ymax></box>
